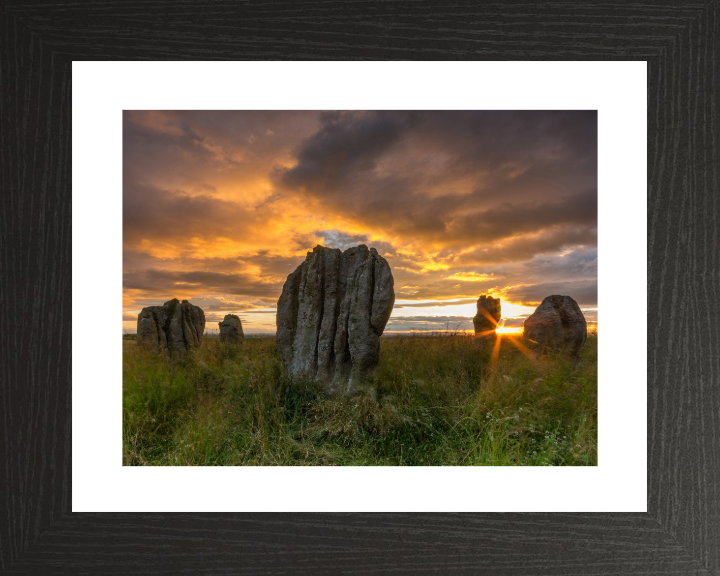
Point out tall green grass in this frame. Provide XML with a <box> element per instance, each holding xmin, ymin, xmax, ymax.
<box><xmin>123</xmin><ymin>332</ymin><xmax>597</xmax><ymax>466</ymax></box>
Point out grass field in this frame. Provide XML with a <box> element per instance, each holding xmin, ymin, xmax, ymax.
<box><xmin>123</xmin><ymin>331</ymin><xmax>597</xmax><ymax>466</ymax></box>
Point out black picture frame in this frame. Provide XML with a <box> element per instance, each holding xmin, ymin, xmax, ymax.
<box><xmin>2</xmin><ymin>2</ymin><xmax>718</xmax><ymax>574</ymax></box>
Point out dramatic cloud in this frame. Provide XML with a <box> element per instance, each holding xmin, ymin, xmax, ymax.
<box><xmin>123</xmin><ymin>268</ymin><xmax>279</xmax><ymax>298</ymax></box>
<box><xmin>503</xmin><ymin>280</ymin><xmax>598</xmax><ymax>308</ymax></box>
<box><xmin>276</xmin><ymin>111</ymin><xmax>597</xmax><ymax>252</ymax></box>
<box><xmin>123</xmin><ymin>111</ymin><xmax>597</xmax><ymax>333</ymax></box>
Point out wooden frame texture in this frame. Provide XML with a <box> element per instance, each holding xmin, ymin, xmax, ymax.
<box><xmin>1</xmin><ymin>2</ymin><xmax>718</xmax><ymax>574</ymax></box>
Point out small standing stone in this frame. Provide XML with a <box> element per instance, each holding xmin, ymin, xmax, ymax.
<box><xmin>473</xmin><ymin>295</ymin><xmax>501</xmax><ymax>338</ymax></box>
<box><xmin>137</xmin><ymin>298</ymin><xmax>205</xmax><ymax>353</ymax></box>
<box><xmin>219</xmin><ymin>314</ymin><xmax>244</xmax><ymax>344</ymax></box>
<box><xmin>523</xmin><ymin>295</ymin><xmax>587</xmax><ymax>356</ymax></box>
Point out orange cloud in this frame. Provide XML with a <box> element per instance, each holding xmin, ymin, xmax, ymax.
<box><xmin>444</xmin><ymin>272</ymin><xmax>497</xmax><ymax>282</ymax></box>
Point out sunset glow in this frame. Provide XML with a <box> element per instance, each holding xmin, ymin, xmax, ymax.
<box><xmin>495</xmin><ymin>326</ymin><xmax>524</xmax><ymax>335</ymax></box>
<box><xmin>123</xmin><ymin>111</ymin><xmax>598</xmax><ymax>334</ymax></box>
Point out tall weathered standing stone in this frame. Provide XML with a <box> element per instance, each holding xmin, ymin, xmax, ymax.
<box><xmin>219</xmin><ymin>314</ymin><xmax>244</xmax><ymax>344</ymax></box>
<box><xmin>523</xmin><ymin>295</ymin><xmax>587</xmax><ymax>356</ymax></box>
<box><xmin>473</xmin><ymin>295</ymin><xmax>501</xmax><ymax>338</ymax></box>
<box><xmin>137</xmin><ymin>298</ymin><xmax>205</xmax><ymax>353</ymax></box>
<box><xmin>276</xmin><ymin>244</ymin><xmax>395</xmax><ymax>396</ymax></box>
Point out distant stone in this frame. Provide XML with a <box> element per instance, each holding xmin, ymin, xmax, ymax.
<box><xmin>219</xmin><ymin>314</ymin><xmax>244</xmax><ymax>344</ymax></box>
<box><xmin>522</xmin><ymin>295</ymin><xmax>587</xmax><ymax>356</ymax></box>
<box><xmin>276</xmin><ymin>244</ymin><xmax>395</xmax><ymax>397</ymax></box>
<box><xmin>473</xmin><ymin>295</ymin><xmax>501</xmax><ymax>338</ymax></box>
<box><xmin>137</xmin><ymin>298</ymin><xmax>205</xmax><ymax>353</ymax></box>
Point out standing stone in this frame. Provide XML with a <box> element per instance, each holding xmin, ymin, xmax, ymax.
<box><xmin>523</xmin><ymin>295</ymin><xmax>587</xmax><ymax>356</ymax></box>
<box><xmin>136</xmin><ymin>298</ymin><xmax>205</xmax><ymax>353</ymax></box>
<box><xmin>219</xmin><ymin>314</ymin><xmax>244</xmax><ymax>344</ymax></box>
<box><xmin>276</xmin><ymin>244</ymin><xmax>395</xmax><ymax>397</ymax></box>
<box><xmin>473</xmin><ymin>295</ymin><xmax>501</xmax><ymax>338</ymax></box>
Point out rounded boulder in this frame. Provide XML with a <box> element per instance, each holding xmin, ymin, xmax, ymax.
<box><xmin>523</xmin><ymin>295</ymin><xmax>587</xmax><ymax>356</ymax></box>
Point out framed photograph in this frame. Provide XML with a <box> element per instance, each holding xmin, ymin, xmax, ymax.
<box><xmin>120</xmin><ymin>108</ymin><xmax>601</xmax><ymax>470</ymax></box>
<box><xmin>3</xmin><ymin>3</ymin><xmax>718</xmax><ymax>574</ymax></box>
<box><xmin>73</xmin><ymin>61</ymin><xmax>644</xmax><ymax>513</ymax></box>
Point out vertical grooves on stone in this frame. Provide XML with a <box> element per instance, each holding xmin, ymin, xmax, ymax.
<box><xmin>337</xmin><ymin>252</ymin><xmax>348</xmax><ymax>380</ymax></box>
<box><xmin>326</xmin><ymin>252</ymin><xmax>338</xmax><ymax>383</ymax></box>
<box><xmin>187</xmin><ymin>305</ymin><xmax>199</xmax><ymax>345</ymax></box>
<box><xmin>277</xmin><ymin>244</ymin><xmax>394</xmax><ymax>394</ymax></box>
<box><xmin>181</xmin><ymin>304</ymin><xmax>189</xmax><ymax>350</ymax></box>
<box><xmin>138</xmin><ymin>299</ymin><xmax>203</xmax><ymax>353</ymax></box>
<box><xmin>151</xmin><ymin>309</ymin><xmax>160</xmax><ymax>348</ymax></box>
<box><xmin>289</xmin><ymin>266</ymin><xmax>301</xmax><ymax>361</ymax></box>
<box><xmin>369</xmin><ymin>252</ymin><xmax>375</xmax><ymax>325</ymax></box>
<box><xmin>186</xmin><ymin>305</ymin><xmax>199</xmax><ymax>349</ymax></box>
<box><xmin>313</xmin><ymin>252</ymin><xmax>325</xmax><ymax>377</ymax></box>
<box><xmin>343</xmin><ymin>316</ymin><xmax>350</xmax><ymax>369</ymax></box>
<box><xmin>348</xmin><ymin>263</ymin><xmax>358</xmax><ymax>368</ymax></box>
<box><xmin>294</xmin><ymin>263</ymin><xmax>307</xmax><ymax>375</ymax></box>
<box><xmin>163</xmin><ymin>299</ymin><xmax>176</xmax><ymax>340</ymax></box>
<box><xmin>327</xmin><ymin>337</ymin><xmax>336</xmax><ymax>383</ymax></box>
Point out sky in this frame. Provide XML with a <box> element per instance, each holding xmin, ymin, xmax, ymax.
<box><xmin>123</xmin><ymin>110</ymin><xmax>597</xmax><ymax>334</ymax></box>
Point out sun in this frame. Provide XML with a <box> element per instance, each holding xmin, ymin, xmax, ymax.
<box><xmin>495</xmin><ymin>326</ymin><xmax>524</xmax><ymax>335</ymax></box>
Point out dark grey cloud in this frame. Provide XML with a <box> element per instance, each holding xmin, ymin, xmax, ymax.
<box><xmin>279</xmin><ymin>111</ymin><xmax>411</xmax><ymax>192</ymax></box>
<box><xmin>445</xmin><ymin>189</ymin><xmax>596</xmax><ymax>245</ymax></box>
<box><xmin>452</xmin><ymin>226</ymin><xmax>597</xmax><ymax>267</ymax></box>
<box><xmin>275</xmin><ymin>110</ymin><xmax>597</xmax><ymax>255</ymax></box>
<box><xmin>123</xmin><ymin>183</ymin><xmax>249</xmax><ymax>245</ymax></box>
<box><xmin>522</xmin><ymin>248</ymin><xmax>597</xmax><ymax>276</ymax></box>
<box><xmin>504</xmin><ymin>280</ymin><xmax>598</xmax><ymax>307</ymax></box>
<box><xmin>123</xmin><ymin>268</ymin><xmax>280</xmax><ymax>298</ymax></box>
<box><xmin>124</xmin><ymin>250</ymin><xmax>306</xmax><ymax>285</ymax></box>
